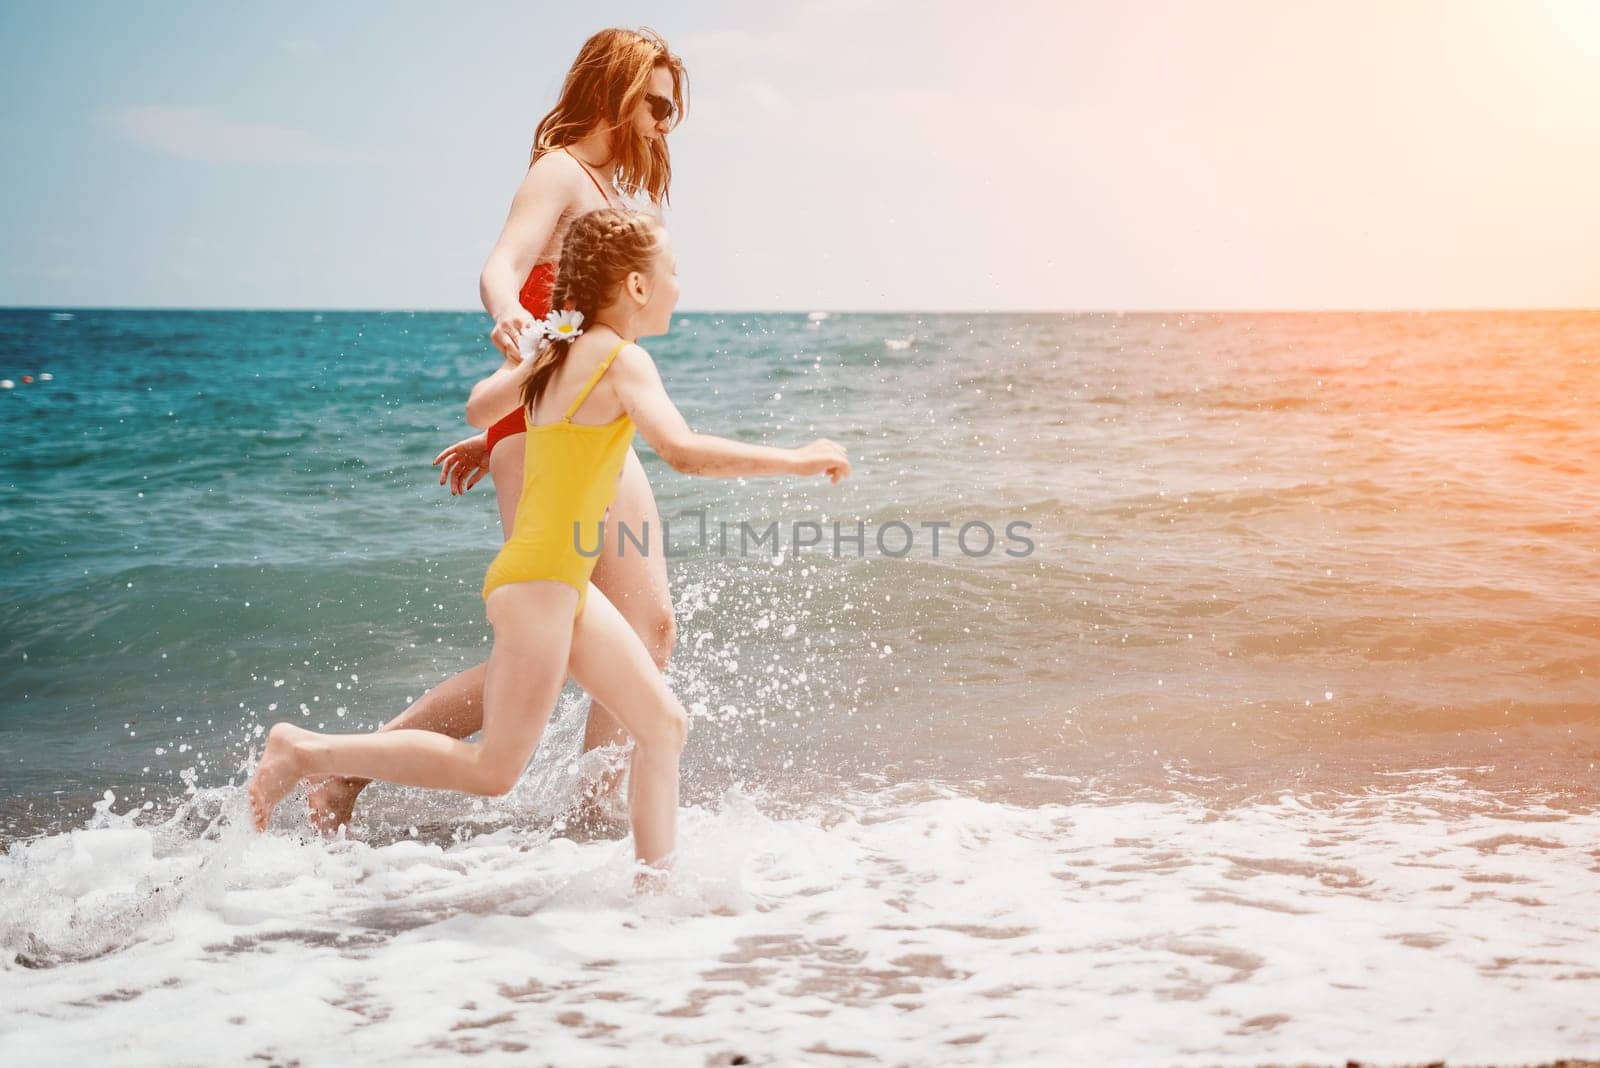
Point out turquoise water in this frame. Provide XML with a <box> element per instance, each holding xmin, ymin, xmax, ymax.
<box><xmin>4</xmin><ymin>309</ymin><xmax>1600</xmax><ymax>1064</ymax></box>
<box><xmin>1</xmin><ymin>309</ymin><xmax>1597</xmax><ymax>839</ymax></box>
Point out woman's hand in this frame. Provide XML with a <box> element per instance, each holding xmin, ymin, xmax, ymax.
<box><xmin>489</xmin><ymin>311</ymin><xmax>535</xmax><ymax>362</ymax></box>
<box><xmin>432</xmin><ymin>432</ymin><xmax>491</xmax><ymax>495</ymax></box>
<box><xmin>794</xmin><ymin>439</ymin><xmax>851</xmax><ymax>484</ymax></box>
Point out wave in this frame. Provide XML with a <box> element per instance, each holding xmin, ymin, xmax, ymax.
<box><xmin>2</xmin><ymin>775</ymin><xmax>1598</xmax><ymax>1064</ymax></box>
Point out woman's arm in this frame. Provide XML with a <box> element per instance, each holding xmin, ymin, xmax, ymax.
<box><xmin>480</xmin><ymin>156</ymin><xmax>580</xmax><ymax>359</ymax></box>
<box><xmin>465</xmin><ymin>356</ymin><xmax>533</xmax><ymax>429</ymax></box>
<box><xmin>609</xmin><ymin>344</ymin><xmax>850</xmax><ymax>483</ymax></box>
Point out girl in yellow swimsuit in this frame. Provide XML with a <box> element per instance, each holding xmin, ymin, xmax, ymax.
<box><xmin>248</xmin><ymin>208</ymin><xmax>851</xmax><ymax>881</ymax></box>
<box><xmin>479</xmin><ymin>333</ymin><xmax>636</xmax><ymax>619</ymax></box>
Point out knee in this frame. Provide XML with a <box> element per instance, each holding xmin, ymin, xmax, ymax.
<box><xmin>662</xmin><ymin>705</ymin><xmax>689</xmax><ymax>753</ymax></box>
<box><xmin>647</xmin><ymin>609</ymin><xmax>677</xmax><ymax>670</ymax></box>
<box><xmin>621</xmin><ymin>601</ymin><xmax>675</xmax><ymax>670</ymax></box>
<box><xmin>471</xmin><ymin>754</ymin><xmax>525</xmax><ymax>797</ymax></box>
<box><xmin>638</xmin><ymin>702</ymin><xmax>688</xmax><ymax>755</ymax></box>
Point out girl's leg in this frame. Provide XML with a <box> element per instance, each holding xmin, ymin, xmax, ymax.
<box><xmin>304</xmin><ymin>664</ymin><xmax>486</xmax><ymax>830</ymax></box>
<box><xmin>250</xmin><ymin>582</ymin><xmax>577</xmax><ymax>831</ymax></box>
<box><xmin>305</xmin><ymin>441</ymin><xmax>535</xmax><ymax>831</ymax></box>
<box><xmin>306</xmin><ymin>448</ymin><xmax>676</xmax><ymax>832</ymax></box>
<box><xmin>564</xmin><ymin>583</ymin><xmax>689</xmax><ymax>868</ymax></box>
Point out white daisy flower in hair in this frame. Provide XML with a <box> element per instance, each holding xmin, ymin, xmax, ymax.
<box><xmin>542</xmin><ymin>308</ymin><xmax>585</xmax><ymax>342</ymax></box>
<box><xmin>516</xmin><ymin>322</ymin><xmax>546</xmax><ymax>360</ymax></box>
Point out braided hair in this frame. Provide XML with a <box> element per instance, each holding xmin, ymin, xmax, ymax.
<box><xmin>521</xmin><ymin>208</ymin><xmax>663</xmax><ymax>416</ymax></box>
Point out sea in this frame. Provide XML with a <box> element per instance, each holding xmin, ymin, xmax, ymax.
<box><xmin>1</xmin><ymin>308</ymin><xmax>1597</xmax><ymax>1066</ymax></box>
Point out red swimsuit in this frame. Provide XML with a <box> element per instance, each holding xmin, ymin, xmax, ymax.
<box><xmin>483</xmin><ymin>262</ymin><xmax>555</xmax><ymax>455</ymax></box>
<box><xmin>483</xmin><ymin>153</ymin><xmax>619</xmax><ymax>457</ymax></box>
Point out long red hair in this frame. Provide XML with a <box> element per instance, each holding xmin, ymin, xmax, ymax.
<box><xmin>531</xmin><ymin>28</ymin><xmax>688</xmax><ymax>205</ymax></box>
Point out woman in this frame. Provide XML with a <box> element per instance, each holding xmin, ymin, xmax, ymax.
<box><xmin>304</xmin><ymin>27</ymin><xmax>688</xmax><ymax>833</ymax></box>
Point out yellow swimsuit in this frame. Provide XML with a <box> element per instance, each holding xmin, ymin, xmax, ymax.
<box><xmin>481</xmin><ymin>340</ymin><xmax>635</xmax><ymax>616</ymax></box>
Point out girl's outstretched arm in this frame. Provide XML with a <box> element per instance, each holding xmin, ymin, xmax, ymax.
<box><xmin>610</xmin><ymin>343</ymin><xmax>850</xmax><ymax>483</ymax></box>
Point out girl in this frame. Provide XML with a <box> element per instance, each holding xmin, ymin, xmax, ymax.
<box><xmin>250</xmin><ymin>208</ymin><xmax>851</xmax><ymax>875</ymax></box>
<box><xmin>306</xmin><ymin>27</ymin><xmax>689</xmax><ymax>832</ymax></box>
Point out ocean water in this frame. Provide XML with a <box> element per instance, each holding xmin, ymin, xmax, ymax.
<box><xmin>1</xmin><ymin>308</ymin><xmax>1597</xmax><ymax>1065</ymax></box>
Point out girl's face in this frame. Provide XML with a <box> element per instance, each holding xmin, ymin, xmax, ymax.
<box><xmin>633</xmin><ymin>229</ymin><xmax>679</xmax><ymax>338</ymax></box>
<box><xmin>632</xmin><ymin>64</ymin><xmax>677</xmax><ymax>142</ymax></box>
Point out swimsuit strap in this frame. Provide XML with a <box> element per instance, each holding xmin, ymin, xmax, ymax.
<box><xmin>563</xmin><ymin>340</ymin><xmax>629</xmax><ymax>421</ymax></box>
<box><xmin>564</xmin><ymin>148</ymin><xmax>617</xmax><ymax>205</ymax></box>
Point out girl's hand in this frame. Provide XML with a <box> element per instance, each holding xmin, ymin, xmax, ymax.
<box><xmin>489</xmin><ymin>311</ymin><xmax>535</xmax><ymax>362</ymax></box>
<box><xmin>432</xmin><ymin>432</ymin><xmax>490</xmax><ymax>495</ymax></box>
<box><xmin>795</xmin><ymin>439</ymin><xmax>851</xmax><ymax>484</ymax></box>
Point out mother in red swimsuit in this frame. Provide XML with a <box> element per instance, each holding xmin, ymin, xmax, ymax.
<box><xmin>307</xmin><ymin>28</ymin><xmax>688</xmax><ymax>832</ymax></box>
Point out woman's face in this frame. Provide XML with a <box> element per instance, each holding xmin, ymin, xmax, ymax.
<box><xmin>634</xmin><ymin>228</ymin><xmax>680</xmax><ymax>338</ymax></box>
<box><xmin>632</xmin><ymin>64</ymin><xmax>677</xmax><ymax>142</ymax></box>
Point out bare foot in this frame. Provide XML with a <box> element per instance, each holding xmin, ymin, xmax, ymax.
<box><xmin>566</xmin><ymin>796</ymin><xmax>628</xmax><ymax>839</ymax></box>
<box><xmin>633</xmin><ymin>862</ymin><xmax>672</xmax><ymax>895</ymax></box>
<box><xmin>563</xmin><ymin>798</ymin><xmax>627</xmax><ymax>840</ymax></box>
<box><xmin>569</xmin><ymin>757</ymin><xmax>629</xmax><ymax>831</ymax></box>
<box><xmin>248</xmin><ymin>723</ymin><xmax>311</xmax><ymax>831</ymax></box>
<box><xmin>305</xmin><ymin>775</ymin><xmax>366</xmax><ymax>836</ymax></box>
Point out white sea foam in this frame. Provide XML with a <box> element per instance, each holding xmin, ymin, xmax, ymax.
<box><xmin>2</xmin><ymin>772</ymin><xmax>1597</xmax><ymax>1066</ymax></box>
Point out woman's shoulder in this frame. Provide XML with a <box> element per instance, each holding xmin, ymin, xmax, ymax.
<box><xmin>526</xmin><ymin>148</ymin><xmax>591</xmax><ymax>193</ymax></box>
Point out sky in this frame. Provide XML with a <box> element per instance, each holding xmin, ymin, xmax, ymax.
<box><xmin>1</xmin><ymin>0</ymin><xmax>1597</xmax><ymax>311</ymax></box>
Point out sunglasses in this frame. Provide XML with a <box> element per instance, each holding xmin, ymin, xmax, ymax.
<box><xmin>645</xmin><ymin>92</ymin><xmax>677</xmax><ymax>123</ymax></box>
